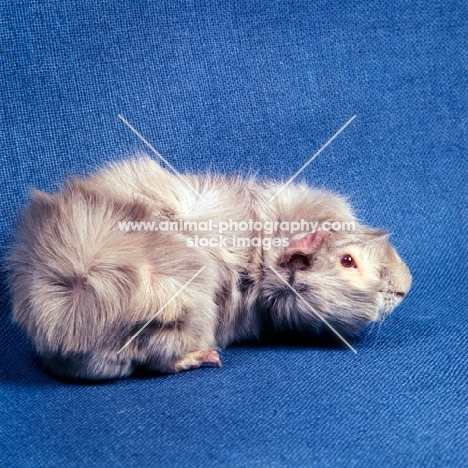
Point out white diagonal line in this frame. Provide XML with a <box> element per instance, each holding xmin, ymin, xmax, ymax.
<box><xmin>118</xmin><ymin>114</ymin><xmax>207</xmax><ymax>202</ymax></box>
<box><xmin>117</xmin><ymin>266</ymin><xmax>206</xmax><ymax>354</ymax></box>
<box><xmin>268</xmin><ymin>266</ymin><xmax>358</xmax><ymax>353</ymax></box>
<box><xmin>268</xmin><ymin>115</ymin><xmax>356</xmax><ymax>202</ymax></box>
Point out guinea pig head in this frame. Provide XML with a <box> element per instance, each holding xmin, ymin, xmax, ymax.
<box><xmin>264</xmin><ymin>227</ymin><xmax>412</xmax><ymax>336</ymax></box>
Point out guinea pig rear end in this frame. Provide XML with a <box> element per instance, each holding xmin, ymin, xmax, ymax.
<box><xmin>7</xmin><ymin>182</ymin><xmax>220</xmax><ymax>380</ymax></box>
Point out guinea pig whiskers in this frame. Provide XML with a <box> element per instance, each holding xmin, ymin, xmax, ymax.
<box><xmin>370</xmin><ymin>317</ymin><xmax>386</xmax><ymax>349</ymax></box>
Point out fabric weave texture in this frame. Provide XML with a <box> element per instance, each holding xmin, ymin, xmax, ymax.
<box><xmin>1</xmin><ymin>1</ymin><xmax>466</xmax><ymax>467</ymax></box>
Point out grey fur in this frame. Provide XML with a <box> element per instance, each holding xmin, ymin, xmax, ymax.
<box><xmin>7</xmin><ymin>157</ymin><xmax>412</xmax><ymax>379</ymax></box>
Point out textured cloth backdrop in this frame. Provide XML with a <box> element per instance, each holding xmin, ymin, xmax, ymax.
<box><xmin>1</xmin><ymin>1</ymin><xmax>467</xmax><ymax>467</ymax></box>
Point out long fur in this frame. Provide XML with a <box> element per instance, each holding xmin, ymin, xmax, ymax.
<box><xmin>7</xmin><ymin>156</ymin><xmax>412</xmax><ymax>379</ymax></box>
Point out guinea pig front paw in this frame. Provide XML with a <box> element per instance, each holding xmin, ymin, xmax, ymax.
<box><xmin>174</xmin><ymin>349</ymin><xmax>222</xmax><ymax>372</ymax></box>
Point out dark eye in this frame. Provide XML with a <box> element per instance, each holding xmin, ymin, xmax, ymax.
<box><xmin>340</xmin><ymin>254</ymin><xmax>356</xmax><ymax>268</ymax></box>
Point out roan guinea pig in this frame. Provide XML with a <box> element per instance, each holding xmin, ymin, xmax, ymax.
<box><xmin>7</xmin><ymin>156</ymin><xmax>412</xmax><ymax>380</ymax></box>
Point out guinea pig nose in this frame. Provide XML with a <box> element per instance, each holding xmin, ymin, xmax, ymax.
<box><xmin>395</xmin><ymin>291</ymin><xmax>406</xmax><ymax>299</ymax></box>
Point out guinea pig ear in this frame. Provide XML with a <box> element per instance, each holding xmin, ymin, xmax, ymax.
<box><xmin>279</xmin><ymin>231</ymin><xmax>330</xmax><ymax>270</ymax></box>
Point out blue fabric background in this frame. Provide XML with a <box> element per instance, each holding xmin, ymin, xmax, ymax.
<box><xmin>1</xmin><ymin>1</ymin><xmax>467</xmax><ymax>466</ymax></box>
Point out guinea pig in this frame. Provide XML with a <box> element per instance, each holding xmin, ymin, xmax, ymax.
<box><xmin>7</xmin><ymin>156</ymin><xmax>412</xmax><ymax>380</ymax></box>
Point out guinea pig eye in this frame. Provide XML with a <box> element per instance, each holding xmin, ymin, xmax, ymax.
<box><xmin>340</xmin><ymin>254</ymin><xmax>356</xmax><ymax>269</ymax></box>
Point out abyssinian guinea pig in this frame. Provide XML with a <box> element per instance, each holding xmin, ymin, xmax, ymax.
<box><xmin>8</xmin><ymin>156</ymin><xmax>411</xmax><ymax>380</ymax></box>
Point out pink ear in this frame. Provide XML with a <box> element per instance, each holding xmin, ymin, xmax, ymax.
<box><xmin>279</xmin><ymin>231</ymin><xmax>330</xmax><ymax>267</ymax></box>
<box><xmin>289</xmin><ymin>231</ymin><xmax>330</xmax><ymax>252</ymax></box>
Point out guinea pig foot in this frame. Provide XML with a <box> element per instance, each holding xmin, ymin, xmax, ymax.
<box><xmin>174</xmin><ymin>349</ymin><xmax>222</xmax><ymax>372</ymax></box>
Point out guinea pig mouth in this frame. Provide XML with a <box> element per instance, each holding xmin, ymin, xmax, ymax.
<box><xmin>377</xmin><ymin>294</ymin><xmax>399</xmax><ymax>318</ymax></box>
